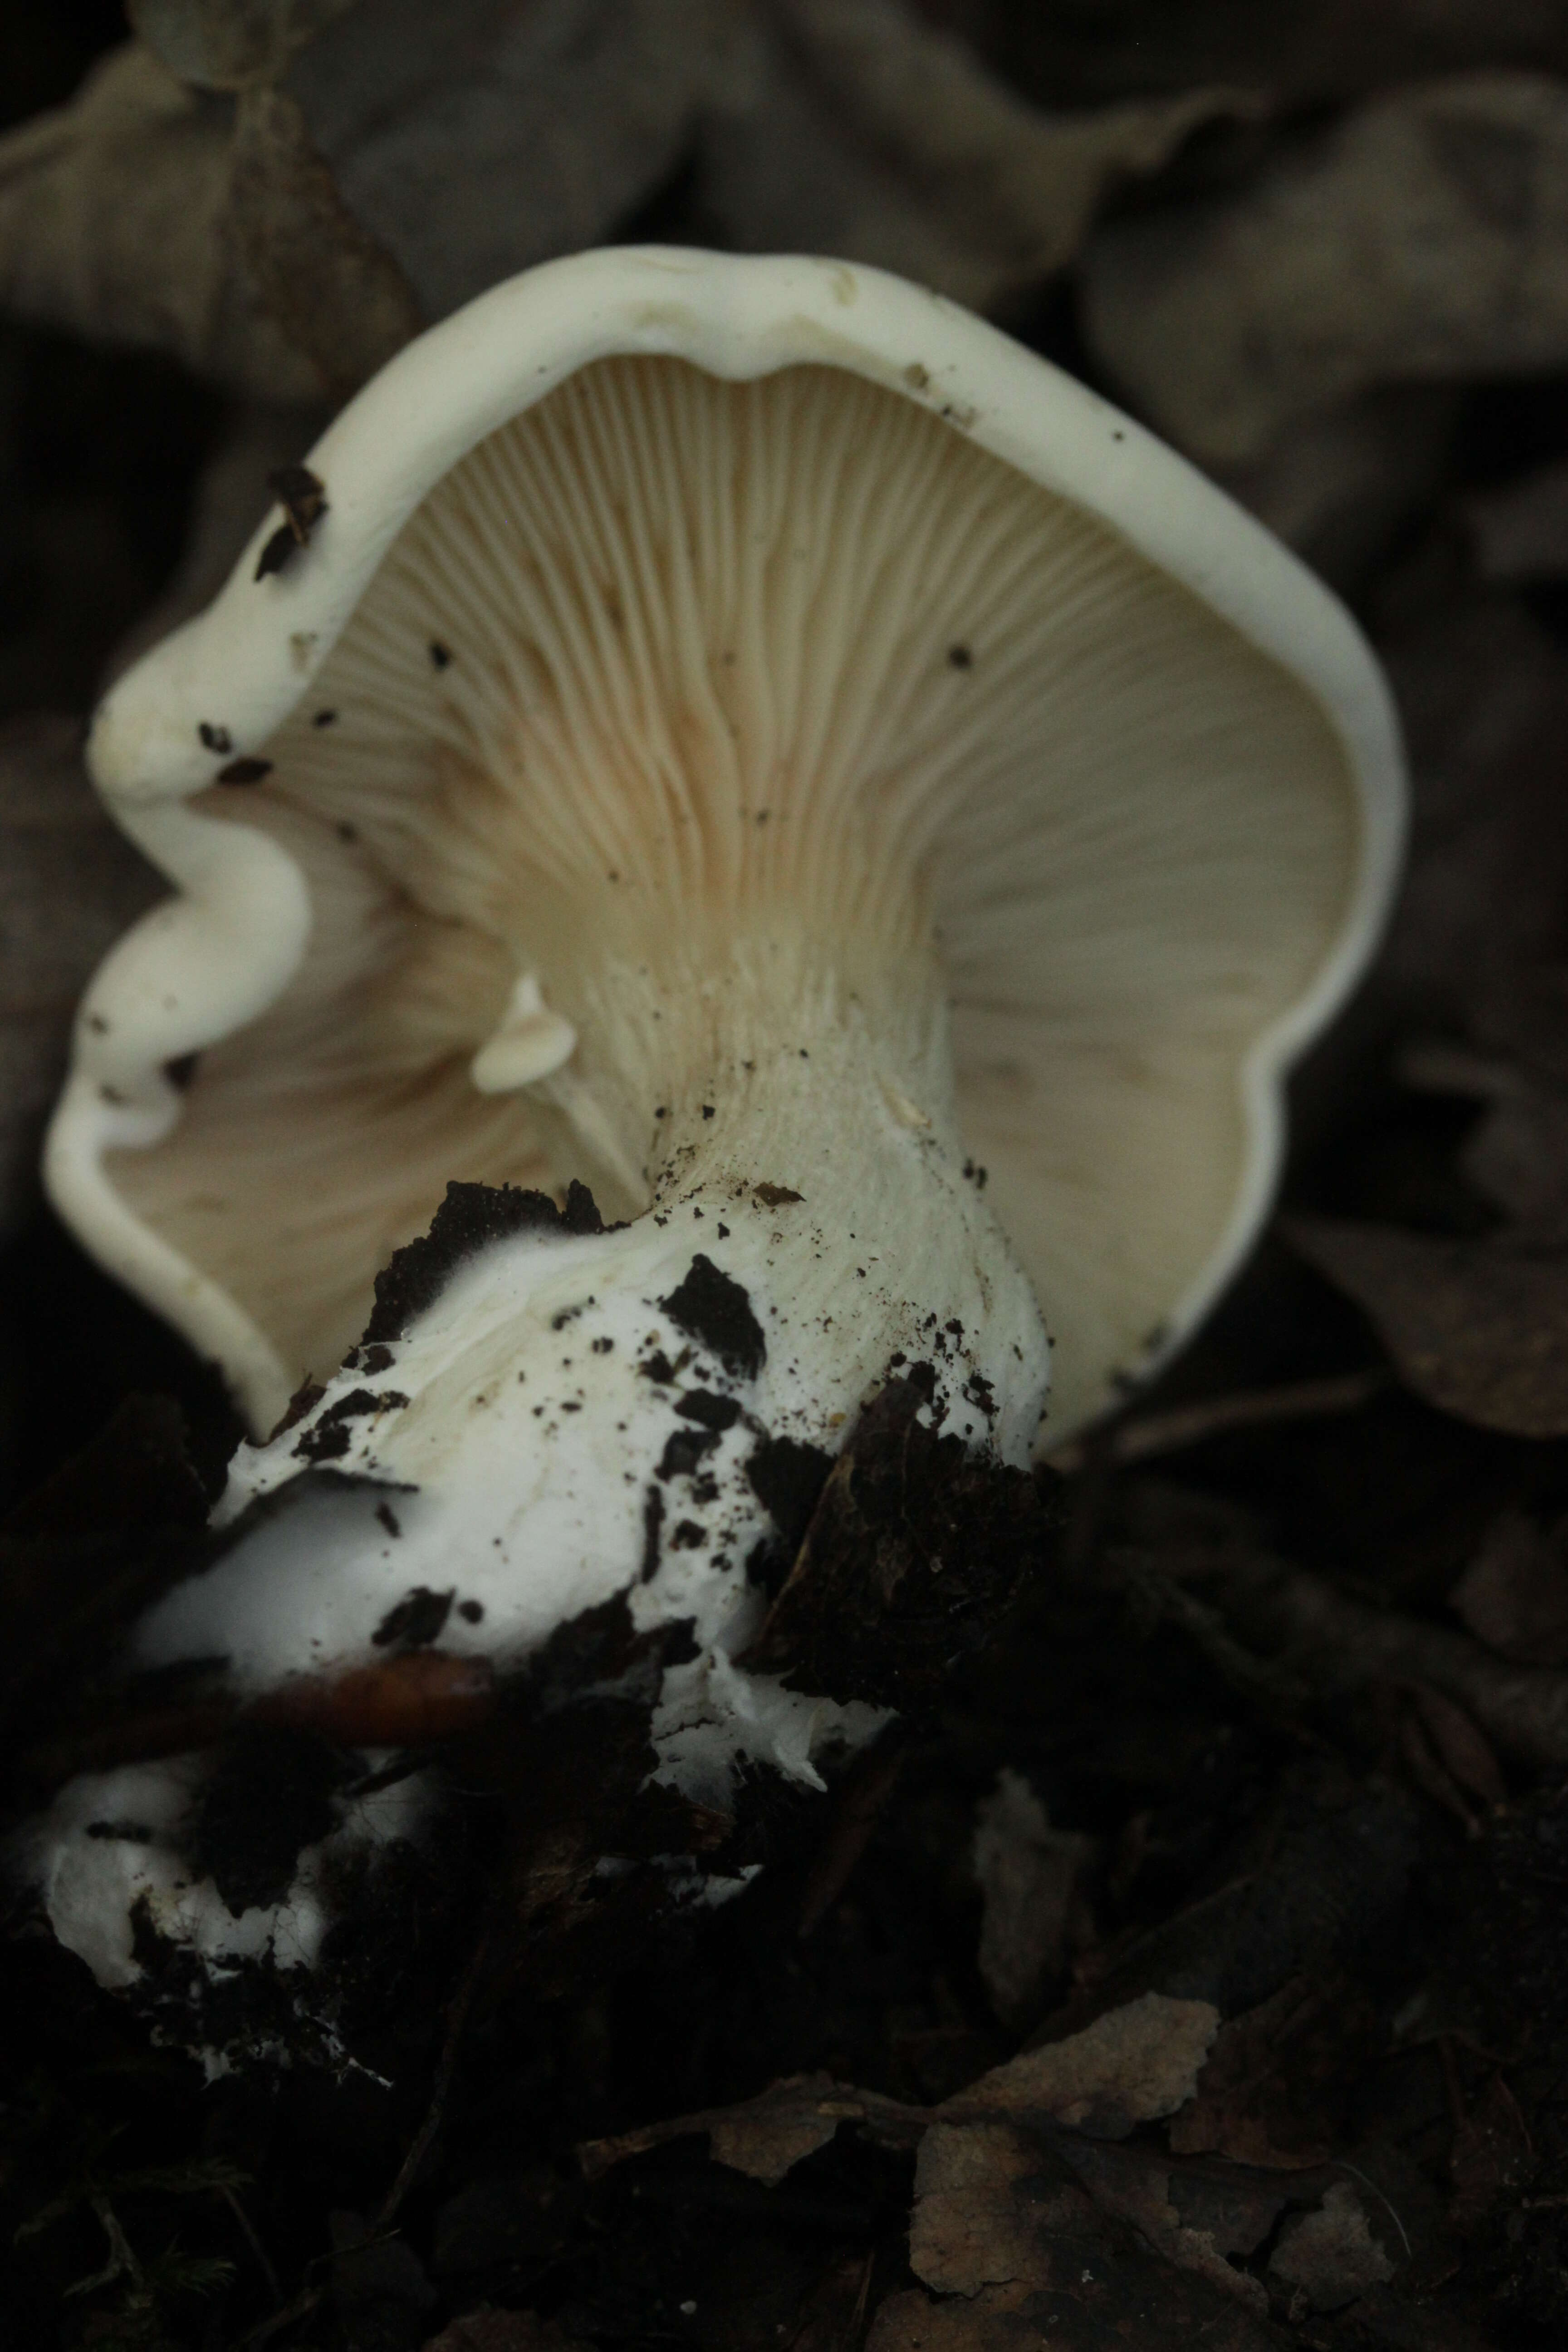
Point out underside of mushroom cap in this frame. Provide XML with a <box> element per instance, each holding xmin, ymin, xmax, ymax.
<box><xmin>54</xmin><ymin>248</ymin><xmax>1404</xmax><ymax>1441</ymax></box>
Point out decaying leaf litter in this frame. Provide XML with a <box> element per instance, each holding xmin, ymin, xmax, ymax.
<box><xmin>8</xmin><ymin>1</ymin><xmax>1568</xmax><ymax>2345</ymax></box>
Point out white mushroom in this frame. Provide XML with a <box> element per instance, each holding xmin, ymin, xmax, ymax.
<box><xmin>27</xmin><ymin>249</ymin><xmax>1403</xmax><ymax>2059</ymax></box>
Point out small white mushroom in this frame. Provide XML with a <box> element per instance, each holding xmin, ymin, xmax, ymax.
<box><xmin>28</xmin><ymin>249</ymin><xmax>1403</xmax><ymax>2058</ymax></box>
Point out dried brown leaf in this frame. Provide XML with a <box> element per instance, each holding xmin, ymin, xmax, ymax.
<box><xmin>866</xmin><ymin>2286</ymin><xmax>1045</xmax><ymax>2352</ymax></box>
<box><xmin>287</xmin><ymin>0</ymin><xmax>734</xmax><ymax>322</ymax></box>
<box><xmin>972</xmin><ymin>1769</ymin><xmax>1095</xmax><ymax>2028</ymax></box>
<box><xmin>1449</xmin><ymin>2071</ymin><xmax>1534</xmax><ymax>2232</ymax></box>
<box><xmin>962</xmin><ymin>1993</ymin><xmax>1220</xmax><ymax>2136</ymax></box>
<box><xmin>1401</xmin><ymin>1040</ymin><xmax>1568</xmax><ymax>1231</ymax></box>
<box><xmin>1053</xmin><ymin>2136</ymin><xmax>1277</xmax><ymax>2315</ymax></box>
<box><xmin>1212</xmin><ymin>384</ymin><xmax>1460</xmax><ymax>583</ymax></box>
<box><xmin>230</xmin><ymin>82</ymin><xmax>421</xmax><ymax>397</ymax></box>
<box><xmin>909</xmin><ymin>2117</ymin><xmax>1100</xmax><ymax>2295</ymax></box>
<box><xmin>703</xmin><ymin>0</ymin><xmax>1259</xmax><ymax>310</ymax></box>
<box><xmin>1169</xmin><ymin>1976</ymin><xmax>1379</xmax><ymax>2171</ymax></box>
<box><xmin>1463</xmin><ymin>456</ymin><xmax>1568</xmax><ymax>583</ymax></box>
<box><xmin>1452</xmin><ymin>1509</ymin><xmax>1568</xmax><ymax>1666</ymax></box>
<box><xmin>868</xmin><ymin>2277</ymin><xmax>1279</xmax><ymax>2352</ymax></box>
<box><xmin>128</xmin><ymin>0</ymin><xmax>358</xmax><ymax>91</ymax></box>
<box><xmin>1407</xmin><ymin>1682</ymin><xmax>1509</xmax><ymax>1809</ymax></box>
<box><xmin>786</xmin><ymin>2254</ymin><xmax>875</xmax><ymax>2352</ymax></box>
<box><xmin>577</xmin><ymin>2071</ymin><xmax>925</xmax><ymax>2186</ymax></box>
<box><xmin>1004</xmin><ymin>0</ymin><xmax>1568</xmax><ymax>113</ymax></box>
<box><xmin>1375</xmin><ymin>591</ymin><xmax>1568</xmax><ymax>1035</ymax></box>
<box><xmin>1082</xmin><ymin>74</ymin><xmax>1568</xmax><ymax>469</ymax></box>
<box><xmin>423</xmin><ymin>2312</ymin><xmax>588</xmax><ymax>2352</ymax></box>
<box><xmin>0</xmin><ymin>9</ymin><xmax>728</xmax><ymax>396</ymax></box>
<box><xmin>0</xmin><ymin>0</ymin><xmax>1253</xmax><ymax>412</ymax></box>
<box><xmin>1267</xmin><ymin>2178</ymin><xmax>1397</xmax><ymax>2313</ymax></box>
<box><xmin>1288</xmin><ymin>1214</ymin><xmax>1568</xmax><ymax>1438</ymax></box>
<box><xmin>1185</xmin><ymin>1541</ymin><xmax>1568</xmax><ymax>1769</ymax></box>
<box><xmin>0</xmin><ymin>44</ymin><xmax>321</xmax><ymax>401</ymax></box>
<box><xmin>1401</xmin><ymin>1703</ymin><xmax>1488</xmax><ymax>1836</ymax></box>
<box><xmin>581</xmin><ymin>1994</ymin><xmax>1214</xmax><ymax>2200</ymax></box>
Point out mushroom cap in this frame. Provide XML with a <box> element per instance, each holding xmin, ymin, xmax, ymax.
<box><xmin>53</xmin><ymin>248</ymin><xmax>1404</xmax><ymax>1440</ymax></box>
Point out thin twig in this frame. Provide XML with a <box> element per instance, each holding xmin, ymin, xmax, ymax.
<box><xmin>227</xmin><ymin>1931</ymin><xmax>488</xmax><ymax>2350</ymax></box>
<box><xmin>847</xmin><ymin>2247</ymin><xmax>875</xmax><ymax>2350</ymax></box>
<box><xmin>1046</xmin><ymin>1368</ymin><xmax>1388</xmax><ymax>1475</ymax></box>
<box><xmin>1174</xmin><ymin>1546</ymin><xmax>1568</xmax><ymax>1769</ymax></box>
<box><xmin>227</xmin><ymin>2268</ymin><xmax>325</xmax><ymax>2351</ymax></box>
<box><xmin>220</xmin><ymin>2185</ymin><xmax>282</xmax><ymax>2308</ymax></box>
<box><xmin>1056</xmin><ymin>1415</ymin><xmax>1122</xmax><ymax>1586</ymax></box>
<box><xmin>798</xmin><ymin>1741</ymin><xmax>907</xmax><ymax>1939</ymax></box>
<box><xmin>375</xmin><ymin>1930</ymin><xmax>490</xmax><ymax>2231</ymax></box>
<box><xmin>1333</xmin><ymin>2158</ymin><xmax>1413</xmax><ymax>2262</ymax></box>
<box><xmin>1117</xmin><ymin>1553</ymin><xmax>1315</xmax><ymax>1715</ymax></box>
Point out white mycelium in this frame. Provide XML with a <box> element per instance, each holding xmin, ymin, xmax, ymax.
<box><xmin>29</xmin><ymin>253</ymin><xmax>1405</xmax><ymax>2054</ymax></box>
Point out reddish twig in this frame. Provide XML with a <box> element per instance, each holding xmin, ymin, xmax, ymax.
<box><xmin>1046</xmin><ymin>1368</ymin><xmax>1387</xmax><ymax>1475</ymax></box>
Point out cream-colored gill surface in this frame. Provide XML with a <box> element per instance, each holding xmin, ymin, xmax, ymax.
<box><xmin>111</xmin><ymin>354</ymin><xmax>1355</xmax><ymax>1408</ymax></box>
<box><xmin>108</xmin><ymin>794</ymin><xmax>552</xmax><ymax>1390</ymax></box>
<box><xmin>939</xmin><ymin>562</ymin><xmax>1360</xmax><ymax>1436</ymax></box>
<box><xmin>252</xmin><ymin>358</ymin><xmax>1040</xmax><ymax>995</ymax></box>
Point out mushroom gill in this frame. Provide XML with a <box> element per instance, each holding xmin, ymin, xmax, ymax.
<box><xmin>102</xmin><ymin>353</ymin><xmax>1360</xmax><ymax>1436</ymax></box>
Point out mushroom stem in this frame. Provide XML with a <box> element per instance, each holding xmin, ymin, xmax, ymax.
<box><xmin>27</xmin><ymin>950</ymin><xmax>1048</xmax><ymax>2033</ymax></box>
<box><xmin>148</xmin><ymin>924</ymin><xmax>1050</xmax><ymax>1722</ymax></box>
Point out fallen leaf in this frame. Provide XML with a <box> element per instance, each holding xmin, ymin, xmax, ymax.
<box><xmin>972</xmin><ymin>1769</ymin><xmax>1096</xmax><ymax>2029</ymax></box>
<box><xmin>908</xmin><ymin>2117</ymin><xmax>1100</xmax><ymax>2295</ymax></box>
<box><xmin>962</xmin><ymin>1992</ymin><xmax>1221</xmax><ymax>2137</ymax></box>
<box><xmin>1406</xmin><ymin>1682</ymin><xmax>1509</xmax><ymax>1810</ymax></box>
<box><xmin>577</xmin><ymin>2070</ymin><xmax>925</xmax><ymax>2186</ymax></box>
<box><xmin>867</xmin><ymin>2285</ymin><xmax>1049</xmax><ymax>2352</ymax></box>
<box><xmin>871</xmin><ymin>2260</ymin><xmax>1283</xmax><ymax>2348</ymax></box>
<box><xmin>128</xmin><ymin>0</ymin><xmax>357</xmax><ymax>90</ymax></box>
<box><xmin>1449</xmin><ymin>2070</ymin><xmax>1534</xmax><ymax>2232</ymax></box>
<box><xmin>230</xmin><ymin>82</ymin><xmax>422</xmax><ymax>397</ymax></box>
<box><xmin>1288</xmin><ymin>1215</ymin><xmax>1568</xmax><ymax>1437</ymax></box>
<box><xmin>0</xmin><ymin>3</ymin><xmax>1261</xmax><ymax>410</ymax></box>
<box><xmin>786</xmin><ymin>2254</ymin><xmax>875</xmax><ymax>2352</ymax></box>
<box><xmin>1178</xmin><ymin>1539</ymin><xmax>1568</xmax><ymax>1769</ymax></box>
<box><xmin>705</xmin><ymin>0</ymin><xmax>1260</xmax><ymax>311</ymax></box>
<box><xmin>911</xmin><ymin>2104</ymin><xmax>1294</xmax><ymax>2317</ymax></box>
<box><xmin>1400</xmin><ymin>1701</ymin><xmax>1489</xmax><ymax>1836</ymax></box>
<box><xmin>1212</xmin><ymin>382</ymin><xmax>1460</xmax><ymax>583</ymax></box>
<box><xmin>0</xmin><ymin>10</ymin><xmax>728</xmax><ymax>398</ymax></box>
<box><xmin>1268</xmin><ymin>2177</ymin><xmax>1398</xmax><ymax>2313</ymax></box>
<box><xmin>423</xmin><ymin>2312</ymin><xmax>588</xmax><ymax>2352</ymax></box>
<box><xmin>1462</xmin><ymin>455</ymin><xmax>1568</xmax><ymax>582</ymax></box>
<box><xmin>1169</xmin><ymin>1976</ymin><xmax>1379</xmax><ymax>2170</ymax></box>
<box><xmin>1003</xmin><ymin>0</ymin><xmax>1568</xmax><ymax>112</ymax></box>
<box><xmin>1374</xmin><ymin>589</ymin><xmax>1568</xmax><ymax>1034</ymax></box>
<box><xmin>431</xmin><ymin>2169</ymin><xmax>579</xmax><ymax>2284</ymax></box>
<box><xmin>330</xmin><ymin>2209</ymin><xmax>435</xmax><ymax>2339</ymax></box>
<box><xmin>287</xmin><ymin>0</ymin><xmax>735</xmax><ymax>323</ymax></box>
<box><xmin>1400</xmin><ymin>1039</ymin><xmax>1568</xmax><ymax>1231</ymax></box>
<box><xmin>1452</xmin><ymin>1509</ymin><xmax>1568</xmax><ymax>1666</ymax></box>
<box><xmin>0</xmin><ymin>44</ymin><xmax>321</xmax><ymax>400</ymax></box>
<box><xmin>580</xmin><ymin>1992</ymin><xmax>1214</xmax><ymax>2196</ymax></box>
<box><xmin>1081</xmin><ymin>74</ymin><xmax>1568</xmax><ymax>470</ymax></box>
<box><xmin>1053</xmin><ymin>2136</ymin><xmax>1277</xmax><ymax>2314</ymax></box>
